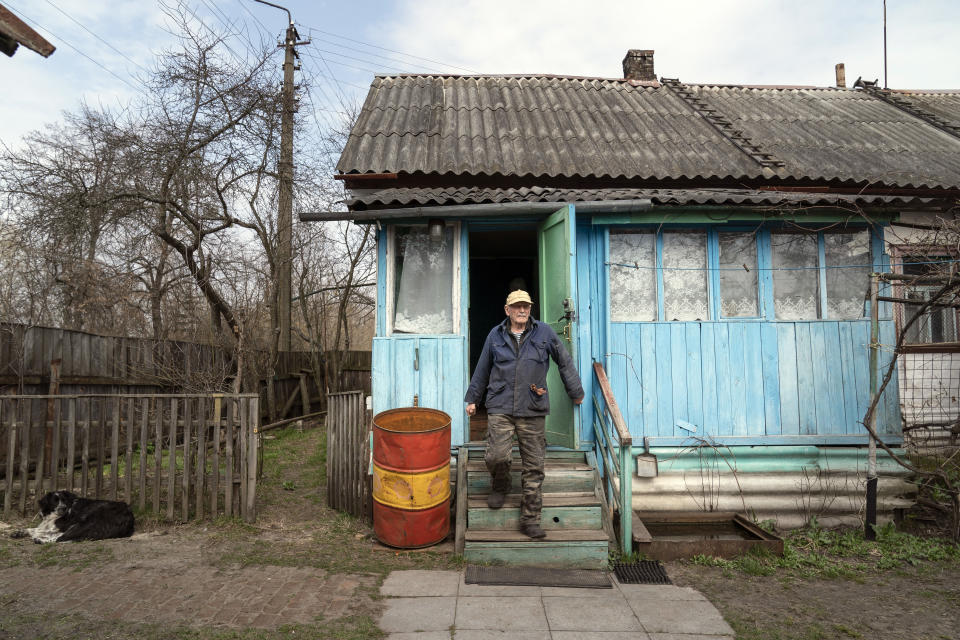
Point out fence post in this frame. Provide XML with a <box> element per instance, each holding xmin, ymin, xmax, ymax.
<box><xmin>245</xmin><ymin>397</ymin><xmax>259</xmax><ymax>523</ymax></box>
<box><xmin>867</xmin><ymin>273</ymin><xmax>879</xmax><ymax>540</ymax></box>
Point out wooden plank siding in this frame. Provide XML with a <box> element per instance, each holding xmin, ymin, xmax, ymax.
<box><xmin>372</xmin><ymin>335</ymin><xmax>467</xmax><ymax>445</ymax></box>
<box><xmin>606</xmin><ymin>320</ymin><xmax>901</xmax><ymax>444</ymax></box>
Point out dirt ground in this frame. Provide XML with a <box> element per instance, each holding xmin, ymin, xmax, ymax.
<box><xmin>1</xmin><ymin>424</ymin><xmax>958</xmax><ymax>640</ymax></box>
<box><xmin>669</xmin><ymin>561</ymin><xmax>960</xmax><ymax>640</ymax></box>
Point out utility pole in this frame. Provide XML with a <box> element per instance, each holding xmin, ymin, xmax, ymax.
<box><xmin>254</xmin><ymin>0</ymin><xmax>309</xmax><ymax>351</ymax></box>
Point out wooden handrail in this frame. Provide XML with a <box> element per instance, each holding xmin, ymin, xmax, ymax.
<box><xmin>593</xmin><ymin>362</ymin><xmax>632</xmax><ymax>447</ymax></box>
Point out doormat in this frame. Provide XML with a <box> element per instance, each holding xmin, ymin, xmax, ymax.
<box><xmin>465</xmin><ymin>565</ymin><xmax>611</xmax><ymax>588</ymax></box>
<box><xmin>613</xmin><ymin>561</ymin><xmax>672</xmax><ymax>584</ymax></box>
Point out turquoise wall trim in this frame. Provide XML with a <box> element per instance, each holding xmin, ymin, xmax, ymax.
<box><xmin>647</xmin><ymin>445</ymin><xmax>906</xmax><ymax>474</ymax></box>
<box><xmin>376</xmin><ymin>227</ymin><xmax>387</xmax><ymax>336</ymax></box>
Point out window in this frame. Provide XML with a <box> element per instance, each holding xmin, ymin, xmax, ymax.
<box><xmin>718</xmin><ymin>232</ymin><xmax>759</xmax><ymax>317</ymax></box>
<box><xmin>609</xmin><ymin>227</ymin><xmax>873</xmax><ymax>322</ymax></box>
<box><xmin>662</xmin><ymin>232</ymin><xmax>708</xmax><ymax>321</ymax></box>
<box><xmin>391</xmin><ymin>225</ymin><xmax>457</xmax><ymax>334</ymax></box>
<box><xmin>771</xmin><ymin>232</ymin><xmax>819</xmax><ymax>320</ymax></box>
<box><xmin>901</xmin><ymin>256</ymin><xmax>958</xmax><ymax>344</ymax></box>
<box><xmin>609</xmin><ymin>232</ymin><xmax>656</xmax><ymax>321</ymax></box>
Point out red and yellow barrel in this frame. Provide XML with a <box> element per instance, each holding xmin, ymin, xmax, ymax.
<box><xmin>372</xmin><ymin>407</ymin><xmax>451</xmax><ymax>548</ymax></box>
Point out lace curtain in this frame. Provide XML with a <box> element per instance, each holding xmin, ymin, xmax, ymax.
<box><xmin>772</xmin><ymin>233</ymin><xmax>819</xmax><ymax>320</ymax></box>
<box><xmin>825</xmin><ymin>232</ymin><xmax>870</xmax><ymax>319</ymax></box>
<box><xmin>609</xmin><ymin>232</ymin><xmax>656</xmax><ymax>321</ymax></box>
<box><xmin>393</xmin><ymin>227</ymin><xmax>454</xmax><ymax>334</ymax></box>
<box><xmin>719</xmin><ymin>232</ymin><xmax>759</xmax><ymax>317</ymax></box>
<box><xmin>663</xmin><ymin>232</ymin><xmax>708</xmax><ymax>321</ymax></box>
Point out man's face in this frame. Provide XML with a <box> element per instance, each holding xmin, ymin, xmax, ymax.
<box><xmin>504</xmin><ymin>302</ymin><xmax>532</xmax><ymax>326</ymax></box>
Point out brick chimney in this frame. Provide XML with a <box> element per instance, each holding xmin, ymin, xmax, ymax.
<box><xmin>835</xmin><ymin>63</ymin><xmax>846</xmax><ymax>88</ymax></box>
<box><xmin>623</xmin><ymin>50</ymin><xmax>655</xmax><ymax>82</ymax></box>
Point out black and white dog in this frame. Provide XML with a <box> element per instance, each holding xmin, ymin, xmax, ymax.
<box><xmin>12</xmin><ymin>491</ymin><xmax>135</xmax><ymax>543</ymax></box>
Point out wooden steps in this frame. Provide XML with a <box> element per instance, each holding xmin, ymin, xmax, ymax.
<box><xmin>458</xmin><ymin>449</ymin><xmax>610</xmax><ymax>568</ymax></box>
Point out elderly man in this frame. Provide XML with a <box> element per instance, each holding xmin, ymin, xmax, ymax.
<box><xmin>465</xmin><ymin>290</ymin><xmax>584</xmax><ymax>539</ymax></box>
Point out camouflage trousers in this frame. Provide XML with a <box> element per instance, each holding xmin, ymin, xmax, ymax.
<box><xmin>484</xmin><ymin>414</ymin><xmax>545</xmax><ymax>526</ymax></box>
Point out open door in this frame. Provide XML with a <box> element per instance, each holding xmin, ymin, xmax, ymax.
<box><xmin>538</xmin><ymin>205</ymin><xmax>578</xmax><ymax>449</ymax></box>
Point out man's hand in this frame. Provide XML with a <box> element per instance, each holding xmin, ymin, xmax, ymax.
<box><xmin>573</xmin><ymin>395</ymin><xmax>584</xmax><ymax>405</ymax></box>
<box><xmin>466</xmin><ymin>403</ymin><xmax>476</xmax><ymax>416</ymax></box>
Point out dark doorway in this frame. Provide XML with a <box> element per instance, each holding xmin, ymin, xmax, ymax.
<box><xmin>467</xmin><ymin>229</ymin><xmax>539</xmax><ymax>441</ymax></box>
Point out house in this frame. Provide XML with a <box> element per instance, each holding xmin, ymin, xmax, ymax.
<box><xmin>0</xmin><ymin>4</ymin><xmax>55</xmax><ymax>58</ymax></box>
<box><xmin>305</xmin><ymin>50</ymin><xmax>960</xmax><ymax>558</ymax></box>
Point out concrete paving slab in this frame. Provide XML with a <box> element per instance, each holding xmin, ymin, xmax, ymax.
<box><xmin>615</xmin><ymin>584</ymin><xmax>709</xmax><ymax>601</ymax></box>
<box><xmin>381</xmin><ymin>570</ymin><xmax>460</xmax><ymax>597</ymax></box>
<box><xmin>540</xmin><ymin>585</ymin><xmax>622</xmax><ymax>598</ymax></box>
<box><xmin>649</xmin><ymin>634</ymin><xmax>733</xmax><ymax>640</ymax></box>
<box><xmin>458</xmin><ymin>572</ymin><xmax>543</xmax><ymax>597</ymax></box>
<box><xmin>378</xmin><ymin>597</ymin><xmax>457</xmax><ymax>633</ymax></box>
<box><xmin>543</xmin><ymin>596</ymin><xmax>644</xmax><ymax>632</ymax></box>
<box><xmin>626</xmin><ymin>599</ymin><xmax>734</xmax><ymax>636</ymax></box>
<box><xmin>454</xmin><ymin>631</ymin><xmax>551</xmax><ymax>640</ymax></box>
<box><xmin>386</xmin><ymin>633</ymin><xmax>451</xmax><ymax>640</ymax></box>
<box><xmin>552</xmin><ymin>633</ymin><xmax>652</xmax><ymax>640</ymax></box>
<box><xmin>455</xmin><ymin>596</ymin><xmax>548</xmax><ymax>630</ymax></box>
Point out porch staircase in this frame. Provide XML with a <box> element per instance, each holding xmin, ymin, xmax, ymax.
<box><xmin>456</xmin><ymin>448</ymin><xmax>611</xmax><ymax>568</ymax></box>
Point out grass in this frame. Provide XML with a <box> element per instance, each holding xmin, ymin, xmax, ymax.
<box><xmin>688</xmin><ymin>519</ymin><xmax>960</xmax><ymax>580</ymax></box>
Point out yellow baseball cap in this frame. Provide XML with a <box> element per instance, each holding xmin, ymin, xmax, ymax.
<box><xmin>506</xmin><ymin>290</ymin><xmax>533</xmax><ymax>306</ymax></box>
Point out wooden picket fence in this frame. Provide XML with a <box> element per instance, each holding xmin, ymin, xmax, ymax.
<box><xmin>1</xmin><ymin>394</ymin><xmax>260</xmax><ymax>522</ymax></box>
<box><xmin>325</xmin><ymin>390</ymin><xmax>370</xmax><ymax>520</ymax></box>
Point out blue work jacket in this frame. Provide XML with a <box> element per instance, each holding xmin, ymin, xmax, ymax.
<box><xmin>464</xmin><ymin>317</ymin><xmax>584</xmax><ymax>417</ymax></box>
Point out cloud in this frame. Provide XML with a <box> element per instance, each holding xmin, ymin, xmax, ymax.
<box><xmin>378</xmin><ymin>0</ymin><xmax>960</xmax><ymax>88</ymax></box>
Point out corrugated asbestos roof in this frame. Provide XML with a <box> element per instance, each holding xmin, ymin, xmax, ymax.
<box><xmin>346</xmin><ymin>186</ymin><xmax>938</xmax><ymax>210</ymax></box>
<box><xmin>337</xmin><ymin>75</ymin><xmax>960</xmax><ymax>190</ymax></box>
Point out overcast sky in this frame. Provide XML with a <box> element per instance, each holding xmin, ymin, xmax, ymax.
<box><xmin>2</xmin><ymin>0</ymin><xmax>959</xmax><ymax>148</ymax></box>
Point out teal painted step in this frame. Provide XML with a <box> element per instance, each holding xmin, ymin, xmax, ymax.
<box><xmin>468</xmin><ymin>492</ymin><xmax>602</xmax><ymax>530</ymax></box>
<box><xmin>465</xmin><ymin>462</ymin><xmax>595</xmax><ymax>494</ymax></box>
<box><xmin>467</xmin><ymin>449</ymin><xmax>587</xmax><ymax>462</ymax></box>
<box><xmin>463</xmin><ymin>530</ymin><xmax>609</xmax><ymax>569</ymax></box>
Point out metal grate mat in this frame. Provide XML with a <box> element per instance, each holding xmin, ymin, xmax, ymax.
<box><xmin>613</xmin><ymin>561</ymin><xmax>672</xmax><ymax>584</ymax></box>
<box><xmin>465</xmin><ymin>565</ymin><xmax>611</xmax><ymax>588</ymax></box>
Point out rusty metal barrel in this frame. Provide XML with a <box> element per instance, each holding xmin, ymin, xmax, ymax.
<box><xmin>372</xmin><ymin>407</ymin><xmax>451</xmax><ymax>548</ymax></box>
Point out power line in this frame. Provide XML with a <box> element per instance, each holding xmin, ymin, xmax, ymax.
<box><xmin>43</xmin><ymin>0</ymin><xmax>150</xmax><ymax>73</ymax></box>
<box><xmin>300</xmin><ymin>24</ymin><xmax>480</xmax><ymax>74</ymax></box>
<box><xmin>309</xmin><ymin>37</ymin><xmax>464</xmax><ymax>75</ymax></box>
<box><xmin>4</xmin><ymin>1</ymin><xmax>145</xmax><ymax>91</ymax></box>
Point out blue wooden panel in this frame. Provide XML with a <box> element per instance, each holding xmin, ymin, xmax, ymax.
<box><xmin>822</xmin><ymin>323</ymin><xmax>846</xmax><ymax>433</ymax></box>
<box><xmin>655</xmin><ymin>323</ymin><xmax>673</xmax><ymax>436</ymax></box>
<box><xmin>376</xmin><ymin>229</ymin><xmax>388</xmax><ymax>336</ymax></box>
<box><xmin>794</xmin><ymin>323</ymin><xmax>817</xmax><ymax>435</ymax></box>
<box><xmin>777</xmin><ymin>324</ymin><xmax>800</xmax><ymax>434</ymax></box>
<box><xmin>670</xmin><ymin>324</ymin><xmax>687</xmax><ymax>436</ymax></box>
<box><xmin>760</xmin><ymin>323</ymin><xmax>781</xmax><ymax>435</ymax></box>
<box><xmin>838</xmin><ymin>322</ymin><xmax>860</xmax><ymax>434</ymax></box>
<box><xmin>714</xmin><ymin>323</ymin><xmax>733</xmax><ymax>435</ymax></box>
<box><xmin>608</xmin><ymin>323</ymin><xmax>629</xmax><ymax>428</ymax></box>
<box><xmin>440</xmin><ymin>337</ymin><xmax>467</xmax><ymax>445</ymax></box>
<box><xmin>393</xmin><ymin>338</ymin><xmax>418</xmax><ymax>409</ymax></box>
<box><xmin>372</xmin><ymin>337</ymin><xmax>392</xmax><ymax>415</ymax></box>
<box><xmin>639</xmin><ymin>324</ymin><xmax>658</xmax><ymax>438</ymax></box>
<box><xmin>626</xmin><ymin>323</ymin><xmax>645</xmax><ymax>438</ymax></box>
<box><xmin>576</xmin><ymin>223</ymin><xmax>597</xmax><ymax>444</ymax></box>
<box><xmin>417</xmin><ymin>338</ymin><xmax>441</xmax><ymax>410</ymax></box>
<box><xmin>743</xmin><ymin>323</ymin><xmax>764</xmax><ymax>434</ymax></box>
<box><xmin>851</xmin><ymin>321</ymin><xmax>872</xmax><ymax>434</ymax></box>
<box><xmin>685</xmin><ymin>323</ymin><xmax>703</xmax><ymax>433</ymax></box>
<box><xmin>810</xmin><ymin>323</ymin><xmax>831</xmax><ymax>434</ymax></box>
<box><xmin>700</xmin><ymin>323</ymin><xmax>718</xmax><ymax>436</ymax></box>
<box><xmin>728</xmin><ymin>323</ymin><xmax>747</xmax><ymax>435</ymax></box>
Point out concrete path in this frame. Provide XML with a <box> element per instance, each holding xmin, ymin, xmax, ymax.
<box><xmin>378</xmin><ymin>569</ymin><xmax>734</xmax><ymax>639</ymax></box>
